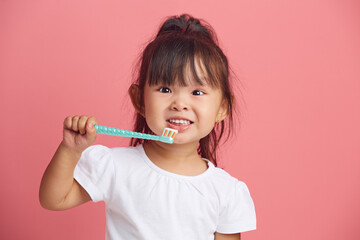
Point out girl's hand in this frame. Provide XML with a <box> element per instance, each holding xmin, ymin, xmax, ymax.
<box><xmin>61</xmin><ymin>115</ymin><xmax>98</xmax><ymax>154</ymax></box>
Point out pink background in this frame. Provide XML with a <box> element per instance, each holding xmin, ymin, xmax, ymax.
<box><xmin>1</xmin><ymin>0</ymin><xmax>359</xmax><ymax>239</ymax></box>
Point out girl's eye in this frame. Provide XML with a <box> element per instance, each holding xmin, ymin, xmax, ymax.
<box><xmin>159</xmin><ymin>87</ymin><xmax>171</xmax><ymax>93</ymax></box>
<box><xmin>192</xmin><ymin>90</ymin><xmax>204</xmax><ymax>95</ymax></box>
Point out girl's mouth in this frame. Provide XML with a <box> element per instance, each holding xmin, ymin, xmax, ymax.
<box><xmin>166</xmin><ymin>119</ymin><xmax>193</xmax><ymax>132</ymax></box>
<box><xmin>168</xmin><ymin>119</ymin><xmax>192</xmax><ymax>125</ymax></box>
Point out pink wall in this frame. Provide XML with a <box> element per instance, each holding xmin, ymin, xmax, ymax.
<box><xmin>1</xmin><ymin>0</ymin><xmax>359</xmax><ymax>239</ymax></box>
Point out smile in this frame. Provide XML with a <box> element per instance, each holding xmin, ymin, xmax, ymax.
<box><xmin>168</xmin><ymin>119</ymin><xmax>192</xmax><ymax>125</ymax></box>
<box><xmin>166</xmin><ymin>119</ymin><xmax>193</xmax><ymax>132</ymax></box>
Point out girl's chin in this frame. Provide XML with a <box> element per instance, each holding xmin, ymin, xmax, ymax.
<box><xmin>171</xmin><ymin>136</ymin><xmax>199</xmax><ymax>145</ymax></box>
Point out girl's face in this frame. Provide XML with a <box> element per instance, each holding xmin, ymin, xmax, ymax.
<box><xmin>142</xmin><ymin>68</ymin><xmax>228</xmax><ymax>145</ymax></box>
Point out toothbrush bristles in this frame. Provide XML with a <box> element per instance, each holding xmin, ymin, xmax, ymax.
<box><xmin>162</xmin><ymin>128</ymin><xmax>178</xmax><ymax>140</ymax></box>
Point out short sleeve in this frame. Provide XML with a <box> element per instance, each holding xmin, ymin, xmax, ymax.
<box><xmin>217</xmin><ymin>181</ymin><xmax>256</xmax><ymax>233</ymax></box>
<box><xmin>74</xmin><ymin>145</ymin><xmax>115</xmax><ymax>203</ymax></box>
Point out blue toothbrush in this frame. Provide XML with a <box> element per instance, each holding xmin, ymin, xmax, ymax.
<box><xmin>94</xmin><ymin>125</ymin><xmax>178</xmax><ymax>144</ymax></box>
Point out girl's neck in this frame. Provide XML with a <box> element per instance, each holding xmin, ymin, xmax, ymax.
<box><xmin>143</xmin><ymin>141</ymin><xmax>199</xmax><ymax>162</ymax></box>
<box><xmin>143</xmin><ymin>141</ymin><xmax>208</xmax><ymax>176</ymax></box>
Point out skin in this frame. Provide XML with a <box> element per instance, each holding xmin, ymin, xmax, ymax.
<box><xmin>129</xmin><ymin>79</ymin><xmax>228</xmax><ymax>176</ymax></box>
<box><xmin>39</xmin><ymin>73</ymin><xmax>240</xmax><ymax>239</ymax></box>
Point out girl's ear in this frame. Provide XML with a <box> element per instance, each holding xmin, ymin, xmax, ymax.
<box><xmin>128</xmin><ymin>84</ymin><xmax>144</xmax><ymax>117</ymax></box>
<box><xmin>216</xmin><ymin>95</ymin><xmax>233</xmax><ymax>123</ymax></box>
<box><xmin>216</xmin><ymin>102</ymin><xmax>228</xmax><ymax>123</ymax></box>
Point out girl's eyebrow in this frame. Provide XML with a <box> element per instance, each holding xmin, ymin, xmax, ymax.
<box><xmin>188</xmin><ymin>77</ymin><xmax>211</xmax><ymax>87</ymax></box>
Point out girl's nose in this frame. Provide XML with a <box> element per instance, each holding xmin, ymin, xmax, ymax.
<box><xmin>170</xmin><ymin>95</ymin><xmax>189</xmax><ymax>111</ymax></box>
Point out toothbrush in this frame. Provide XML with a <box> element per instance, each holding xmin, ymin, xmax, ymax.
<box><xmin>94</xmin><ymin>125</ymin><xmax>178</xmax><ymax>144</ymax></box>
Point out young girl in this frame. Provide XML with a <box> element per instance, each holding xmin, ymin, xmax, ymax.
<box><xmin>40</xmin><ymin>14</ymin><xmax>256</xmax><ymax>240</ymax></box>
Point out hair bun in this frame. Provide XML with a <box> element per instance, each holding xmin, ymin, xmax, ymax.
<box><xmin>156</xmin><ymin>14</ymin><xmax>215</xmax><ymax>42</ymax></box>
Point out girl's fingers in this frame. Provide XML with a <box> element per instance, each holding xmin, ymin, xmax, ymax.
<box><xmin>78</xmin><ymin>115</ymin><xmax>88</xmax><ymax>135</ymax></box>
<box><xmin>63</xmin><ymin>115</ymin><xmax>97</xmax><ymax>135</ymax></box>
<box><xmin>64</xmin><ymin>116</ymin><xmax>72</xmax><ymax>129</ymax></box>
<box><xmin>71</xmin><ymin>115</ymin><xmax>80</xmax><ymax>132</ymax></box>
<box><xmin>62</xmin><ymin>115</ymin><xmax>98</xmax><ymax>150</ymax></box>
<box><xmin>87</xmin><ymin>116</ymin><xmax>98</xmax><ymax>128</ymax></box>
<box><xmin>86</xmin><ymin>116</ymin><xmax>98</xmax><ymax>134</ymax></box>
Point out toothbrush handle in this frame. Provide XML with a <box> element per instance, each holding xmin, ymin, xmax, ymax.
<box><xmin>94</xmin><ymin>125</ymin><xmax>173</xmax><ymax>144</ymax></box>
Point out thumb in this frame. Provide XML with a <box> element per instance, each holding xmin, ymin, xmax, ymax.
<box><xmin>85</xmin><ymin>122</ymin><xmax>97</xmax><ymax>142</ymax></box>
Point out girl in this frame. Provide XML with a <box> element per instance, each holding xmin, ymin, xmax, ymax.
<box><xmin>40</xmin><ymin>14</ymin><xmax>256</xmax><ymax>240</ymax></box>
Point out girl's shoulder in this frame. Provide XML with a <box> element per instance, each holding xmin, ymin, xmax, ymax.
<box><xmin>209</xmin><ymin>165</ymin><xmax>252</xmax><ymax>197</ymax></box>
<box><xmin>211</xmin><ymin>165</ymin><xmax>241</xmax><ymax>185</ymax></box>
<box><xmin>84</xmin><ymin>144</ymin><xmax>143</xmax><ymax>158</ymax></box>
<box><xmin>80</xmin><ymin>144</ymin><xmax>145</xmax><ymax>170</ymax></box>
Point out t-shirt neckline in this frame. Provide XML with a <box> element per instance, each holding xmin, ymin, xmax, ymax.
<box><xmin>137</xmin><ymin>144</ymin><xmax>214</xmax><ymax>180</ymax></box>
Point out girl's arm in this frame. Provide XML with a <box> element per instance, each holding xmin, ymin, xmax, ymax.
<box><xmin>39</xmin><ymin>115</ymin><xmax>97</xmax><ymax>210</ymax></box>
<box><xmin>214</xmin><ymin>232</ymin><xmax>241</xmax><ymax>240</ymax></box>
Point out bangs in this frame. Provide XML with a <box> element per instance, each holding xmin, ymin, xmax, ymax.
<box><xmin>147</xmin><ymin>35</ymin><xmax>227</xmax><ymax>88</ymax></box>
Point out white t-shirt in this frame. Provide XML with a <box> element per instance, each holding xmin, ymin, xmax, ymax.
<box><xmin>74</xmin><ymin>144</ymin><xmax>256</xmax><ymax>240</ymax></box>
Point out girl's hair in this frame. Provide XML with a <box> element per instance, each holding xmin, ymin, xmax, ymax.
<box><xmin>131</xmin><ymin>14</ymin><xmax>234</xmax><ymax>167</ymax></box>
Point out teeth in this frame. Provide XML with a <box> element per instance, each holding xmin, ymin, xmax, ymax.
<box><xmin>169</xmin><ymin>119</ymin><xmax>191</xmax><ymax>125</ymax></box>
